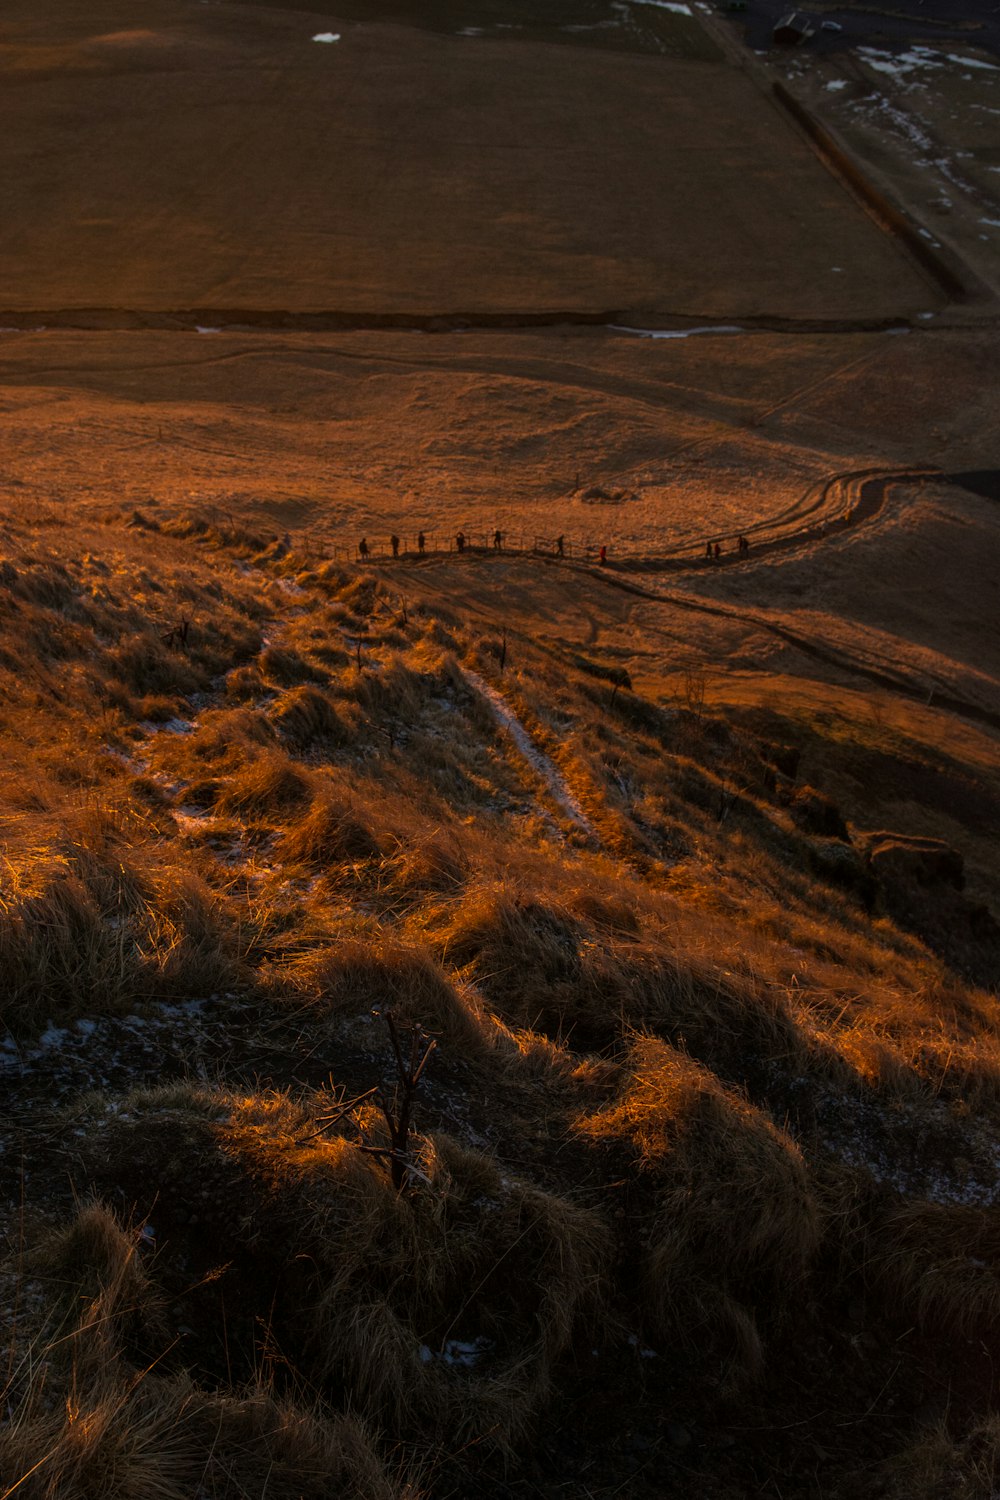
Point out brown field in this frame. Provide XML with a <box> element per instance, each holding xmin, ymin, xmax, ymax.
<box><xmin>0</xmin><ymin>0</ymin><xmax>944</xmax><ymax>319</ymax></box>
<box><xmin>2</xmin><ymin>3</ymin><xmax>1000</xmax><ymax>1498</ymax></box>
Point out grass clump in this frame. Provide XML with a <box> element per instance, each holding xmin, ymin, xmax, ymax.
<box><xmin>76</xmin><ymin>1087</ymin><xmax>610</xmax><ymax>1452</ymax></box>
<box><xmin>271</xmin><ymin>684</ymin><xmax>352</xmax><ymax>749</ymax></box>
<box><xmin>861</xmin><ymin>1199</ymin><xmax>1000</xmax><ymax>1338</ymax></box>
<box><xmin>286</xmin><ymin>937</ymin><xmax>493</xmax><ymax>1054</ymax></box>
<box><xmin>578</xmin><ymin>1037</ymin><xmax>821</xmax><ymax>1388</ymax></box>
<box><xmin>276</xmin><ymin>786</ymin><xmax>383</xmax><ymax>865</ymax></box>
<box><xmin>1</xmin><ymin>1207</ymin><xmax>411</xmax><ymax>1500</ymax></box>
<box><xmin>0</xmin><ymin>823</ymin><xmax>240</xmax><ymax>1040</ymax></box>
<box><xmin>217</xmin><ymin>750</ymin><xmax>313</xmax><ymax>818</ymax></box>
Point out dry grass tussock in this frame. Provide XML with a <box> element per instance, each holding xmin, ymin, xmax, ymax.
<box><xmin>1</xmin><ymin>1203</ymin><xmax>409</xmax><ymax>1500</ymax></box>
<box><xmin>75</xmin><ymin>1086</ymin><xmax>609</xmax><ymax>1452</ymax></box>
<box><xmin>578</xmin><ymin>1037</ymin><xmax>821</xmax><ymax>1388</ymax></box>
<box><xmin>283</xmin><ymin>937</ymin><xmax>495</xmax><ymax>1054</ymax></box>
<box><xmin>861</xmin><ymin>1199</ymin><xmax>1000</xmax><ymax>1338</ymax></box>
<box><xmin>877</xmin><ymin>1413</ymin><xmax>1000</xmax><ymax>1500</ymax></box>
<box><xmin>0</xmin><ymin>804</ymin><xmax>239</xmax><ymax>1038</ymax></box>
<box><xmin>432</xmin><ymin>877</ymin><xmax>814</xmax><ymax>1072</ymax></box>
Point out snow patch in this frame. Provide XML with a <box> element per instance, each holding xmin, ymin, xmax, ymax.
<box><xmin>947</xmin><ymin>53</ymin><xmax>998</xmax><ymax>71</ymax></box>
<box><xmin>463</xmin><ymin>670</ymin><xmax>598</xmax><ymax>840</ymax></box>
<box><xmin>312</xmin><ymin>32</ymin><xmax>340</xmax><ymax>43</ymax></box>
<box><xmin>609</xmin><ymin>323</ymin><xmax>743</xmax><ymax>341</ymax></box>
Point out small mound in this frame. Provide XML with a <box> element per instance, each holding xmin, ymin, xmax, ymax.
<box><xmin>578</xmin><ymin>1038</ymin><xmax>820</xmax><ymax>1387</ymax></box>
<box><xmin>276</xmin><ymin>787</ymin><xmax>382</xmax><ymax>866</ymax></box>
<box><xmin>2</xmin><ymin>1201</ymin><xmax>409</xmax><ymax>1499</ymax></box>
<box><xmin>271</xmin><ymin>685</ymin><xmax>352</xmax><ymax>749</ymax></box>
<box><xmin>287</xmin><ymin>937</ymin><xmax>493</xmax><ymax>1053</ymax></box>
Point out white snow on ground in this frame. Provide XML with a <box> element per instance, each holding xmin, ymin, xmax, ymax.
<box><xmin>196</xmin><ymin>327</ymin><xmax>221</xmax><ymax>335</ymax></box>
<box><xmin>632</xmin><ymin>0</ymin><xmax>692</xmax><ymax>12</ymax></box>
<box><xmin>948</xmin><ymin>53</ymin><xmax>998</xmax><ymax>71</ymax></box>
<box><xmin>826</xmin><ymin>79</ymin><xmax>848</xmax><ymax>91</ymax></box>
<box><xmin>609</xmin><ymin>324</ymin><xmax>743</xmax><ymax>341</ymax></box>
<box><xmin>419</xmin><ymin>1337</ymin><xmax>494</xmax><ymax>1369</ymax></box>
<box><xmin>463</xmin><ymin>670</ymin><xmax>598</xmax><ymax>840</ymax></box>
<box><xmin>313</xmin><ymin>32</ymin><xmax>340</xmax><ymax>43</ymax></box>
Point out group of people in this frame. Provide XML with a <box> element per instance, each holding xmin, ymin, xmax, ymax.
<box><xmin>356</xmin><ymin>531</ymin><xmax>608</xmax><ymax>562</ymax></box>
<box><xmin>358</xmin><ymin>532</ymin><xmax>427</xmax><ymax>559</ymax></box>
<box><xmin>705</xmin><ymin>535</ymin><xmax>751</xmax><ymax>561</ymax></box>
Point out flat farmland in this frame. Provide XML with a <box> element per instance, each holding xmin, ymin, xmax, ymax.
<box><xmin>1</xmin><ymin>0</ymin><xmax>939</xmax><ymax>319</ymax></box>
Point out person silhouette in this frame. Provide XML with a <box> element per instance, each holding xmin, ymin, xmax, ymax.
<box><xmin>390</xmin><ymin>534</ymin><xmax>400</xmax><ymax>558</ymax></box>
<box><xmin>417</xmin><ymin>531</ymin><xmax>426</xmax><ymax>554</ymax></box>
<box><xmin>358</xmin><ymin>537</ymin><xmax>370</xmax><ymax>560</ymax></box>
<box><xmin>456</xmin><ymin>531</ymin><xmax>466</xmax><ymax>553</ymax></box>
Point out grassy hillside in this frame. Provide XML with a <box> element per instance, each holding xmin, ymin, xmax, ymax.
<box><xmin>1</xmin><ymin>499</ymin><xmax>999</xmax><ymax>1498</ymax></box>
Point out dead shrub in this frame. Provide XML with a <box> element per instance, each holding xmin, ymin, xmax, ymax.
<box><xmin>578</xmin><ymin>1038</ymin><xmax>820</xmax><ymax>1388</ymax></box>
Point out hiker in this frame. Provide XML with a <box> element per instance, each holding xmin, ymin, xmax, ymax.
<box><xmin>493</xmin><ymin>529</ymin><xmax>502</xmax><ymax>551</ymax></box>
<box><xmin>556</xmin><ymin>534</ymin><xmax>564</xmax><ymax>558</ymax></box>
<box><xmin>705</xmin><ymin>541</ymin><xmax>713</xmax><ymax>560</ymax></box>
<box><xmin>713</xmin><ymin>542</ymin><xmax>721</xmax><ymax>560</ymax></box>
<box><xmin>390</xmin><ymin>533</ymin><xmax>400</xmax><ymax>559</ymax></box>
<box><xmin>456</xmin><ymin>531</ymin><xmax>466</xmax><ymax>554</ymax></box>
<box><xmin>417</xmin><ymin>531</ymin><xmax>426</xmax><ymax>554</ymax></box>
<box><xmin>599</xmin><ymin>544</ymin><xmax>607</xmax><ymax>566</ymax></box>
<box><xmin>358</xmin><ymin>536</ymin><xmax>370</xmax><ymax>560</ymax></box>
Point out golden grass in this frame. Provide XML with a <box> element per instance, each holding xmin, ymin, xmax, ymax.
<box><xmin>284</xmin><ymin>937</ymin><xmax>495</xmax><ymax>1054</ymax></box>
<box><xmin>878</xmin><ymin>1414</ymin><xmax>1000</xmax><ymax>1500</ymax></box>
